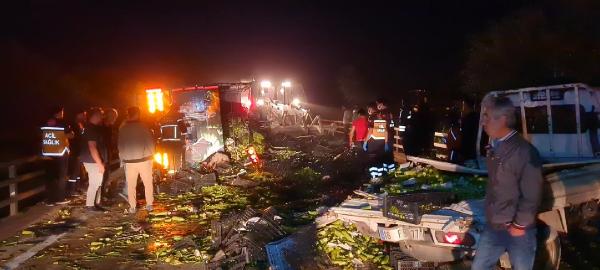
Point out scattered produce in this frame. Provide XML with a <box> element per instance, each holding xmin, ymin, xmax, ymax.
<box><xmin>316</xmin><ymin>220</ymin><xmax>392</xmax><ymax>270</ymax></box>
<box><xmin>385</xmin><ymin>166</ymin><xmax>487</xmax><ymax>200</ymax></box>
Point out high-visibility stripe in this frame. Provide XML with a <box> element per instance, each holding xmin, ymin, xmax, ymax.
<box><xmin>42</xmin><ymin>148</ymin><xmax>69</xmax><ymax>157</ymax></box>
<box><xmin>41</xmin><ymin>127</ymin><xmax>65</xmax><ymax>131</ymax></box>
<box><xmin>433</xmin><ymin>142</ymin><xmax>447</xmax><ymax>149</ymax></box>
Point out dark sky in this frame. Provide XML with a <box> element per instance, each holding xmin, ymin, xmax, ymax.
<box><xmin>2</xmin><ymin>1</ymin><xmax>535</xmax><ymax>107</ymax></box>
<box><xmin>1</xmin><ymin>0</ymin><xmax>538</xmax><ymax>158</ymax></box>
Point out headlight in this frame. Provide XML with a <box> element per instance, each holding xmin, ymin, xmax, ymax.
<box><xmin>154</xmin><ymin>152</ymin><xmax>169</xmax><ymax>169</ymax></box>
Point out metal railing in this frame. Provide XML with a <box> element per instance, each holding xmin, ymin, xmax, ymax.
<box><xmin>0</xmin><ymin>156</ymin><xmax>120</xmax><ymax>218</ymax></box>
<box><xmin>0</xmin><ymin>156</ymin><xmax>48</xmax><ymax>217</ymax></box>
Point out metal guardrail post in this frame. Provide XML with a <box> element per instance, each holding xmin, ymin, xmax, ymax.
<box><xmin>8</xmin><ymin>165</ymin><xmax>17</xmax><ymax>216</ymax></box>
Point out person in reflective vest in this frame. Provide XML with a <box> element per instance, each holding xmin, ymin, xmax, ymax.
<box><xmin>363</xmin><ymin>112</ymin><xmax>394</xmax><ymax>188</ymax></box>
<box><xmin>375</xmin><ymin>98</ymin><xmax>396</xmax><ymax>173</ymax></box>
<box><xmin>42</xmin><ymin>106</ymin><xmax>74</xmax><ymax>205</ymax></box>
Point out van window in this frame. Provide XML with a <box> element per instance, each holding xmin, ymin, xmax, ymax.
<box><xmin>524</xmin><ymin>106</ymin><xmax>549</xmax><ymax>134</ymax></box>
<box><xmin>552</xmin><ymin>105</ymin><xmax>578</xmax><ymax>134</ymax></box>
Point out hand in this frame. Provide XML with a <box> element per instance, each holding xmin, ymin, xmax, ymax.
<box><xmin>508</xmin><ymin>225</ymin><xmax>526</xmax><ymax>237</ymax></box>
<box><xmin>97</xmin><ymin>163</ymin><xmax>105</xmax><ymax>174</ymax></box>
<box><xmin>362</xmin><ymin>142</ymin><xmax>368</xmax><ymax>151</ymax></box>
<box><xmin>384</xmin><ymin>143</ymin><xmax>390</xmax><ymax>152</ymax></box>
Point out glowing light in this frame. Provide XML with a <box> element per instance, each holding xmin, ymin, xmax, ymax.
<box><xmin>154</xmin><ymin>152</ymin><xmax>169</xmax><ymax>169</ymax></box>
<box><xmin>256</xmin><ymin>99</ymin><xmax>265</xmax><ymax>106</ymax></box>
<box><xmin>280</xmin><ymin>88</ymin><xmax>284</xmax><ymax>94</ymax></box>
<box><xmin>292</xmin><ymin>98</ymin><xmax>301</xmax><ymax>107</ymax></box>
<box><xmin>444</xmin><ymin>233</ymin><xmax>461</xmax><ymax>244</ymax></box>
<box><xmin>281</xmin><ymin>81</ymin><xmax>292</xmax><ymax>88</ymax></box>
<box><xmin>162</xmin><ymin>153</ymin><xmax>169</xmax><ymax>169</ymax></box>
<box><xmin>156</xmin><ymin>91</ymin><xmax>164</xmax><ymax>112</ymax></box>
<box><xmin>168</xmin><ymin>169</ymin><xmax>175</xmax><ymax>175</ymax></box>
<box><xmin>260</xmin><ymin>80</ymin><xmax>272</xmax><ymax>88</ymax></box>
<box><xmin>241</xmin><ymin>97</ymin><xmax>252</xmax><ymax>109</ymax></box>
<box><xmin>146</xmin><ymin>88</ymin><xmax>164</xmax><ymax>113</ymax></box>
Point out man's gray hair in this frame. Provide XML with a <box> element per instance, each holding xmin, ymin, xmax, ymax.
<box><xmin>482</xmin><ymin>95</ymin><xmax>517</xmax><ymax>128</ymax></box>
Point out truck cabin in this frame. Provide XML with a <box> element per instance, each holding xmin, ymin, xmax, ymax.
<box><xmin>476</xmin><ymin>83</ymin><xmax>600</xmax><ymax>169</ymax></box>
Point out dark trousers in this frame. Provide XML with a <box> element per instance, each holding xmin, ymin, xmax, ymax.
<box><xmin>67</xmin><ymin>154</ymin><xmax>82</xmax><ymax>195</ymax></box>
<box><xmin>48</xmin><ymin>153</ymin><xmax>69</xmax><ymax>203</ymax></box>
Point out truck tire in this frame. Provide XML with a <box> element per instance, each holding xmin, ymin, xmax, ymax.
<box><xmin>533</xmin><ymin>226</ymin><xmax>561</xmax><ymax>270</ymax></box>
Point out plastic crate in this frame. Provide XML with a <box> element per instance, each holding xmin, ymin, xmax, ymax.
<box><xmin>383</xmin><ymin>191</ymin><xmax>455</xmax><ymax>224</ymax></box>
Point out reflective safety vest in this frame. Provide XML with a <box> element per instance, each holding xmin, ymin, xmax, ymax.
<box><xmin>371</xmin><ymin>119</ymin><xmax>388</xmax><ymax>140</ymax></box>
<box><xmin>41</xmin><ymin>127</ymin><xmax>69</xmax><ymax>157</ymax></box>
<box><xmin>160</xmin><ymin>124</ymin><xmax>181</xmax><ymax>141</ymax></box>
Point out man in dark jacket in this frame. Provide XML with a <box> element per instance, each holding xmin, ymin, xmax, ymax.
<box><xmin>472</xmin><ymin>96</ymin><xmax>543</xmax><ymax>270</ymax></box>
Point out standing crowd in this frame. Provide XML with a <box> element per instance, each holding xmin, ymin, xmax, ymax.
<box><xmin>346</xmin><ymin>96</ymin><xmax>543</xmax><ymax>270</ymax></box>
<box><xmin>43</xmin><ymin>106</ymin><xmax>156</xmax><ymax>214</ymax></box>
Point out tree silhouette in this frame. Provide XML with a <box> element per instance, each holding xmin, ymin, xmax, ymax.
<box><xmin>463</xmin><ymin>0</ymin><xmax>600</xmax><ymax>94</ymax></box>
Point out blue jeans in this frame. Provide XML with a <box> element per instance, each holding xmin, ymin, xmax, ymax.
<box><xmin>471</xmin><ymin>225</ymin><xmax>537</xmax><ymax>270</ymax></box>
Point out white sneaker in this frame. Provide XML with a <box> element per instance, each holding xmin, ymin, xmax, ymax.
<box><xmin>145</xmin><ymin>205</ymin><xmax>153</xmax><ymax>212</ymax></box>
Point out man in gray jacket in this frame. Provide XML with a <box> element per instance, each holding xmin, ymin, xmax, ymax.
<box><xmin>472</xmin><ymin>96</ymin><xmax>543</xmax><ymax>270</ymax></box>
<box><xmin>118</xmin><ymin>107</ymin><xmax>155</xmax><ymax>213</ymax></box>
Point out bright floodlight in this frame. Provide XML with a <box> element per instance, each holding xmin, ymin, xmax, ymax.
<box><xmin>260</xmin><ymin>80</ymin><xmax>272</xmax><ymax>88</ymax></box>
<box><xmin>281</xmin><ymin>81</ymin><xmax>292</xmax><ymax>88</ymax></box>
<box><xmin>292</xmin><ymin>98</ymin><xmax>301</xmax><ymax>107</ymax></box>
<box><xmin>256</xmin><ymin>99</ymin><xmax>265</xmax><ymax>106</ymax></box>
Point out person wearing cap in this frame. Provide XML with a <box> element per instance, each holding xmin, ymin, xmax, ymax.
<box><xmin>472</xmin><ymin>96</ymin><xmax>543</xmax><ymax>270</ymax></box>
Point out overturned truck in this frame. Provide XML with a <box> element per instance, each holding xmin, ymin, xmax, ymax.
<box><xmin>329</xmin><ymin>83</ymin><xmax>600</xmax><ymax>269</ymax></box>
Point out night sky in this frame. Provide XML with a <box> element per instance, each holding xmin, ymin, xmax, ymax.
<box><xmin>1</xmin><ymin>0</ymin><xmax>535</xmax><ymax>158</ymax></box>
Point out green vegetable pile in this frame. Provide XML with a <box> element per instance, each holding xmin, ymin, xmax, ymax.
<box><xmin>199</xmin><ymin>185</ymin><xmax>249</xmax><ymax>218</ymax></box>
<box><xmin>316</xmin><ymin>220</ymin><xmax>392</xmax><ymax>270</ymax></box>
<box><xmin>227</xmin><ymin>118</ymin><xmax>265</xmax><ymax>162</ymax></box>
<box><xmin>270</xmin><ymin>148</ymin><xmax>301</xmax><ymax>161</ymax></box>
<box><xmin>384</xmin><ymin>166</ymin><xmax>487</xmax><ymax>201</ymax></box>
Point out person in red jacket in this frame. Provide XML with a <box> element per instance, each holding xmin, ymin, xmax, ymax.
<box><xmin>349</xmin><ymin>108</ymin><xmax>369</xmax><ymax>148</ymax></box>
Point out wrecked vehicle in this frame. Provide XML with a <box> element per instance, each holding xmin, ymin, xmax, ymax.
<box><xmin>329</xmin><ymin>83</ymin><xmax>600</xmax><ymax>269</ymax></box>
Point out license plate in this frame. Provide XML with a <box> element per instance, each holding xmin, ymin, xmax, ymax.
<box><xmin>378</xmin><ymin>227</ymin><xmax>406</xmax><ymax>242</ymax></box>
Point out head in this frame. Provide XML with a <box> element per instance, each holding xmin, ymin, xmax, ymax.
<box><xmin>75</xmin><ymin>110</ymin><xmax>87</xmax><ymax>123</ymax></box>
<box><xmin>357</xmin><ymin>108</ymin><xmax>367</xmax><ymax>117</ymax></box>
<box><xmin>482</xmin><ymin>95</ymin><xmax>516</xmax><ymax>139</ymax></box>
<box><xmin>367</xmin><ymin>103</ymin><xmax>377</xmax><ymax>115</ymax></box>
<box><xmin>412</xmin><ymin>104</ymin><xmax>420</xmax><ymax>113</ymax></box>
<box><xmin>51</xmin><ymin>106</ymin><xmax>64</xmax><ymax>119</ymax></box>
<box><xmin>126</xmin><ymin>106</ymin><xmax>141</xmax><ymax>121</ymax></box>
<box><xmin>87</xmin><ymin>107</ymin><xmax>104</xmax><ymax>125</ymax></box>
<box><xmin>104</xmin><ymin>108</ymin><xmax>118</xmax><ymax>126</ymax></box>
<box><xmin>375</xmin><ymin>98</ymin><xmax>387</xmax><ymax>110</ymax></box>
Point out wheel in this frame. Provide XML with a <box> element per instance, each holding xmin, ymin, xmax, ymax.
<box><xmin>533</xmin><ymin>226</ymin><xmax>561</xmax><ymax>270</ymax></box>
